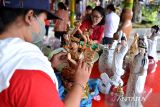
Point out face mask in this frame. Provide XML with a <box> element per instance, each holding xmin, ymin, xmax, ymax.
<box><xmin>31</xmin><ymin>17</ymin><xmax>46</xmax><ymax>44</ymax></box>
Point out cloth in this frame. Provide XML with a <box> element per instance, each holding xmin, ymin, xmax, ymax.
<box><xmin>80</xmin><ymin>19</ymin><xmax>105</xmax><ymax>43</ymax></box>
<box><xmin>0</xmin><ymin>38</ymin><xmax>58</xmax><ymax>92</ymax></box>
<box><xmin>45</xmin><ymin>20</ymin><xmax>50</xmax><ymax>26</ymax></box>
<box><xmin>104</xmin><ymin>12</ymin><xmax>120</xmax><ymax>38</ymax></box>
<box><xmin>0</xmin><ymin>70</ymin><xmax>64</xmax><ymax>107</ymax></box>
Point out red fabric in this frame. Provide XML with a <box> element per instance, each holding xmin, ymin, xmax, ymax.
<box><xmin>0</xmin><ymin>70</ymin><xmax>64</xmax><ymax>107</ymax></box>
<box><xmin>80</xmin><ymin>20</ymin><xmax>104</xmax><ymax>43</ymax></box>
<box><xmin>45</xmin><ymin>20</ymin><xmax>50</xmax><ymax>26</ymax></box>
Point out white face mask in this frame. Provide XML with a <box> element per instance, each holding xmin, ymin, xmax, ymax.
<box><xmin>31</xmin><ymin>17</ymin><xmax>46</xmax><ymax>44</ymax></box>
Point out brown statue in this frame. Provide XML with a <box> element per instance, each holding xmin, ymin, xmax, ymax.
<box><xmin>118</xmin><ymin>9</ymin><xmax>133</xmax><ymax>39</ymax></box>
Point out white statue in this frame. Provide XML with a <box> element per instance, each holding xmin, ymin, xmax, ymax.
<box><xmin>98</xmin><ymin>41</ymin><xmax>117</xmax><ymax>76</ymax></box>
<box><xmin>119</xmin><ymin>36</ymin><xmax>149</xmax><ymax>107</ymax></box>
<box><xmin>99</xmin><ymin>73</ymin><xmax>112</xmax><ymax>94</ymax></box>
<box><xmin>110</xmin><ymin>32</ymin><xmax>128</xmax><ymax>87</ymax></box>
<box><xmin>147</xmin><ymin>25</ymin><xmax>159</xmax><ymax>73</ymax></box>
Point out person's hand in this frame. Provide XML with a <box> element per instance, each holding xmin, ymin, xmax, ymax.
<box><xmin>74</xmin><ymin>60</ymin><xmax>93</xmax><ymax>87</ymax></box>
<box><xmin>116</xmin><ymin>44</ymin><xmax>121</xmax><ymax>53</ymax></box>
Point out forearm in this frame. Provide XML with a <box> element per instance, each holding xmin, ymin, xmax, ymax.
<box><xmin>64</xmin><ymin>84</ymin><xmax>83</xmax><ymax>107</ymax></box>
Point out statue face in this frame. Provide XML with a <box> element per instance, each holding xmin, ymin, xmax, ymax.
<box><xmin>70</xmin><ymin>42</ymin><xmax>78</xmax><ymax>50</ymax></box>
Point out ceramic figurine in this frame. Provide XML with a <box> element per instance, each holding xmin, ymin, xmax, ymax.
<box><xmin>124</xmin><ymin>33</ymin><xmax>139</xmax><ymax>70</ymax></box>
<box><xmin>119</xmin><ymin>36</ymin><xmax>149</xmax><ymax>107</ymax></box>
<box><xmin>99</xmin><ymin>73</ymin><xmax>112</xmax><ymax>94</ymax></box>
<box><xmin>110</xmin><ymin>31</ymin><xmax>128</xmax><ymax>87</ymax></box>
<box><xmin>147</xmin><ymin>25</ymin><xmax>159</xmax><ymax>73</ymax></box>
<box><xmin>98</xmin><ymin>41</ymin><xmax>117</xmax><ymax>77</ymax></box>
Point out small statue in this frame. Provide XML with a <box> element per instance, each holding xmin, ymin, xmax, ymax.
<box><xmin>110</xmin><ymin>31</ymin><xmax>128</xmax><ymax>87</ymax></box>
<box><xmin>147</xmin><ymin>25</ymin><xmax>159</xmax><ymax>73</ymax></box>
<box><xmin>124</xmin><ymin>33</ymin><xmax>139</xmax><ymax>70</ymax></box>
<box><xmin>98</xmin><ymin>73</ymin><xmax>112</xmax><ymax>94</ymax></box>
<box><xmin>98</xmin><ymin>41</ymin><xmax>117</xmax><ymax>77</ymax></box>
<box><xmin>119</xmin><ymin>36</ymin><xmax>149</xmax><ymax>107</ymax></box>
<box><xmin>116</xmin><ymin>83</ymin><xmax>124</xmax><ymax>96</ymax></box>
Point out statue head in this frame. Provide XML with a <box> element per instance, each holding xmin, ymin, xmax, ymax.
<box><xmin>113</xmin><ymin>31</ymin><xmax>127</xmax><ymax>43</ymax></box>
<box><xmin>138</xmin><ymin>35</ymin><xmax>148</xmax><ymax>55</ymax></box>
<box><xmin>151</xmin><ymin>25</ymin><xmax>159</xmax><ymax>34</ymax></box>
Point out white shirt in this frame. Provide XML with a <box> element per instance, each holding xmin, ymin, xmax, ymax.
<box><xmin>104</xmin><ymin>12</ymin><xmax>120</xmax><ymax>38</ymax></box>
<box><xmin>0</xmin><ymin>38</ymin><xmax>58</xmax><ymax>92</ymax></box>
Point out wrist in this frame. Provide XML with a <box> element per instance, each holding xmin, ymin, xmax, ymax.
<box><xmin>73</xmin><ymin>82</ymin><xmax>85</xmax><ymax>91</ymax></box>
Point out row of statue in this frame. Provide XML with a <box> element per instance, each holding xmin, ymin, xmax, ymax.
<box><xmin>98</xmin><ymin>25</ymin><xmax>159</xmax><ymax>107</ymax></box>
<box><xmin>45</xmin><ymin>22</ymin><xmax>159</xmax><ymax>107</ymax></box>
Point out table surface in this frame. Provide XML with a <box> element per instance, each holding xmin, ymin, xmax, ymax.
<box><xmin>91</xmin><ymin>62</ymin><xmax>160</xmax><ymax>107</ymax></box>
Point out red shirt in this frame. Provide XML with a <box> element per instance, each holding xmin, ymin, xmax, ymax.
<box><xmin>80</xmin><ymin>19</ymin><xmax>104</xmax><ymax>43</ymax></box>
<box><xmin>0</xmin><ymin>70</ymin><xmax>64</xmax><ymax>107</ymax></box>
<box><xmin>45</xmin><ymin>20</ymin><xmax>50</xmax><ymax>26</ymax></box>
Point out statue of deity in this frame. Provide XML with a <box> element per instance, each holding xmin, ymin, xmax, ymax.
<box><xmin>147</xmin><ymin>25</ymin><xmax>159</xmax><ymax>73</ymax></box>
<box><xmin>110</xmin><ymin>31</ymin><xmax>128</xmax><ymax>87</ymax></box>
<box><xmin>119</xmin><ymin>36</ymin><xmax>149</xmax><ymax>107</ymax></box>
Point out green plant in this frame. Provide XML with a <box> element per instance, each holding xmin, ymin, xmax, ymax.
<box><xmin>142</xmin><ymin>5</ymin><xmax>158</xmax><ymax>23</ymax></box>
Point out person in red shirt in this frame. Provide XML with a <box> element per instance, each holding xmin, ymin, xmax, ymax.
<box><xmin>0</xmin><ymin>0</ymin><xmax>92</xmax><ymax>107</ymax></box>
<box><xmin>78</xmin><ymin>6</ymin><xmax>105</xmax><ymax>43</ymax></box>
<box><xmin>45</xmin><ymin>19</ymin><xmax>50</xmax><ymax>36</ymax></box>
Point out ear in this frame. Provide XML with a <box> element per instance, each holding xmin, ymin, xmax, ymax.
<box><xmin>24</xmin><ymin>10</ymin><xmax>34</xmax><ymax>25</ymax></box>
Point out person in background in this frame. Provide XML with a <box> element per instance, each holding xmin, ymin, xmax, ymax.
<box><xmin>45</xmin><ymin>19</ymin><xmax>50</xmax><ymax>36</ymax></box>
<box><xmin>0</xmin><ymin>0</ymin><xmax>92</xmax><ymax>107</ymax></box>
<box><xmin>54</xmin><ymin>2</ymin><xmax>69</xmax><ymax>45</ymax></box>
<box><xmin>77</xmin><ymin>6</ymin><xmax>105</xmax><ymax>43</ymax></box>
<box><xmin>81</xmin><ymin>5</ymin><xmax>93</xmax><ymax>21</ymax></box>
<box><xmin>103</xmin><ymin>4</ymin><xmax>120</xmax><ymax>45</ymax></box>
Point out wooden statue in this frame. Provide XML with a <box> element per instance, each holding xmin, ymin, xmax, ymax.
<box><xmin>124</xmin><ymin>33</ymin><xmax>139</xmax><ymax>69</ymax></box>
<box><xmin>118</xmin><ymin>8</ymin><xmax>133</xmax><ymax>39</ymax></box>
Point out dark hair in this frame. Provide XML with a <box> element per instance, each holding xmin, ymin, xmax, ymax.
<box><xmin>151</xmin><ymin>25</ymin><xmax>159</xmax><ymax>33</ymax></box>
<box><xmin>86</xmin><ymin>6</ymin><xmax>92</xmax><ymax>10</ymax></box>
<box><xmin>0</xmin><ymin>7</ymin><xmax>43</xmax><ymax>34</ymax></box>
<box><xmin>92</xmin><ymin>6</ymin><xmax>105</xmax><ymax>25</ymax></box>
<box><xmin>106</xmin><ymin>4</ymin><xmax>115</xmax><ymax>12</ymax></box>
<box><xmin>58</xmin><ymin>2</ymin><xmax>67</xmax><ymax>10</ymax></box>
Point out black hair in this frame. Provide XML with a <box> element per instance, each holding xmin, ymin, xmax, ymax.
<box><xmin>0</xmin><ymin>7</ymin><xmax>43</xmax><ymax>34</ymax></box>
<box><xmin>58</xmin><ymin>2</ymin><xmax>67</xmax><ymax>10</ymax></box>
<box><xmin>86</xmin><ymin>6</ymin><xmax>92</xmax><ymax>10</ymax></box>
<box><xmin>121</xmin><ymin>36</ymin><xmax>126</xmax><ymax>41</ymax></box>
<box><xmin>106</xmin><ymin>4</ymin><xmax>116</xmax><ymax>12</ymax></box>
<box><xmin>151</xmin><ymin>25</ymin><xmax>159</xmax><ymax>33</ymax></box>
<box><xmin>92</xmin><ymin>6</ymin><xmax>105</xmax><ymax>25</ymax></box>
